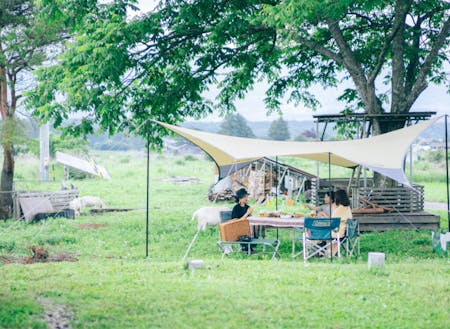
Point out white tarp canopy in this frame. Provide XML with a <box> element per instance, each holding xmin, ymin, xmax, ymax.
<box><xmin>157</xmin><ymin>116</ymin><xmax>440</xmax><ymax>187</ymax></box>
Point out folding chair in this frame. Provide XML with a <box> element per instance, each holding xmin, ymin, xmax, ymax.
<box><xmin>301</xmin><ymin>217</ymin><xmax>341</xmax><ymax>263</ymax></box>
<box><xmin>217</xmin><ymin>218</ymin><xmax>280</xmax><ymax>260</ymax></box>
<box><xmin>220</xmin><ymin>210</ymin><xmax>233</xmax><ymax>223</ymax></box>
<box><xmin>341</xmin><ymin>219</ymin><xmax>360</xmax><ymax>257</ymax></box>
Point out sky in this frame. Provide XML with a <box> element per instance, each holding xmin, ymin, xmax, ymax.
<box><xmin>135</xmin><ymin>0</ymin><xmax>450</xmax><ymax>122</ymax></box>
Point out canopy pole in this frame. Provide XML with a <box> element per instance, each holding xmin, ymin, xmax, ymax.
<box><xmin>275</xmin><ymin>156</ymin><xmax>278</xmax><ymax>211</ymax></box>
<box><xmin>328</xmin><ymin>152</ymin><xmax>332</xmax><ymax>217</ymax></box>
<box><xmin>146</xmin><ymin>131</ymin><xmax>150</xmax><ymax>258</ymax></box>
<box><xmin>409</xmin><ymin>145</ymin><xmax>413</xmax><ymax>184</ymax></box>
<box><xmin>445</xmin><ymin>114</ymin><xmax>449</xmax><ymax>232</ymax></box>
<box><xmin>328</xmin><ymin>152</ymin><xmax>333</xmax><ymax>262</ymax></box>
<box><xmin>316</xmin><ymin>119</ymin><xmax>320</xmax><ymax>206</ymax></box>
<box><xmin>276</xmin><ymin>156</ymin><xmax>279</xmax><ymax>240</ymax></box>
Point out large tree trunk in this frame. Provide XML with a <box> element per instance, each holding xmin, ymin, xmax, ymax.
<box><xmin>0</xmin><ymin>143</ymin><xmax>14</xmax><ymax>219</ymax></box>
<box><xmin>0</xmin><ymin>53</ymin><xmax>14</xmax><ymax>219</ymax></box>
<box><xmin>372</xmin><ymin>117</ymin><xmax>407</xmax><ymax>135</ymax></box>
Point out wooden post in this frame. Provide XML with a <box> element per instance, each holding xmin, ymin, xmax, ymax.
<box><xmin>39</xmin><ymin>123</ymin><xmax>49</xmax><ymax>182</ymax></box>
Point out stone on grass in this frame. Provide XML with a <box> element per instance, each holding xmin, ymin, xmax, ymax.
<box><xmin>368</xmin><ymin>252</ymin><xmax>385</xmax><ymax>270</ymax></box>
<box><xmin>188</xmin><ymin>259</ymin><xmax>204</xmax><ymax>271</ymax></box>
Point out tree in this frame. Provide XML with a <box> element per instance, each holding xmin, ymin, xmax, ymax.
<box><xmin>262</xmin><ymin>0</ymin><xmax>450</xmax><ymax>134</ymax></box>
<box><xmin>27</xmin><ymin>1</ymin><xmax>449</xmax><ymax>142</ymax></box>
<box><xmin>218</xmin><ymin>113</ymin><xmax>255</xmax><ymax>138</ymax></box>
<box><xmin>268</xmin><ymin>116</ymin><xmax>290</xmax><ymax>140</ymax></box>
<box><xmin>29</xmin><ymin>1</ymin><xmax>449</xmax><ymax>136</ymax></box>
<box><xmin>0</xmin><ymin>0</ymin><xmax>69</xmax><ymax>217</ymax></box>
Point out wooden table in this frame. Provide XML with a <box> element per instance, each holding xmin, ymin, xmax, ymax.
<box><xmin>247</xmin><ymin>216</ymin><xmax>305</xmax><ymax>257</ymax></box>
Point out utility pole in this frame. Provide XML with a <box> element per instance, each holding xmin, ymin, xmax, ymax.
<box><xmin>40</xmin><ymin>123</ymin><xmax>49</xmax><ymax>181</ymax></box>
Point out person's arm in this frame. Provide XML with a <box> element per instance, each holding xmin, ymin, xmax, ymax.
<box><xmin>317</xmin><ymin>211</ymin><xmax>328</xmax><ymax>218</ymax></box>
<box><xmin>241</xmin><ymin>206</ymin><xmax>253</xmax><ymax>219</ymax></box>
<box><xmin>304</xmin><ymin>203</ymin><xmax>316</xmax><ymax>211</ymax></box>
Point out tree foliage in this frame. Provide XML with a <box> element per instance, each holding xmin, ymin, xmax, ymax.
<box><xmin>268</xmin><ymin>116</ymin><xmax>290</xmax><ymax>140</ymax></box>
<box><xmin>27</xmin><ymin>0</ymin><xmax>450</xmax><ymax>147</ymax></box>
<box><xmin>218</xmin><ymin>113</ymin><xmax>255</xmax><ymax>138</ymax></box>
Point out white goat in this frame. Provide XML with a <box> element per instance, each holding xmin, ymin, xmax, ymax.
<box><xmin>69</xmin><ymin>196</ymin><xmax>107</xmax><ymax>216</ymax></box>
<box><xmin>191</xmin><ymin>206</ymin><xmax>230</xmax><ymax>231</ymax></box>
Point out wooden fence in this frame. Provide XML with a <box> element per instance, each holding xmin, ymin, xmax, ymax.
<box><xmin>356</xmin><ymin>185</ymin><xmax>424</xmax><ymax>212</ymax></box>
<box><xmin>13</xmin><ymin>189</ymin><xmax>79</xmax><ymax>219</ymax></box>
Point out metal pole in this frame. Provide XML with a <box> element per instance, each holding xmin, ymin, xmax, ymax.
<box><xmin>316</xmin><ymin>120</ymin><xmax>320</xmax><ymax>206</ymax></box>
<box><xmin>328</xmin><ymin>152</ymin><xmax>333</xmax><ymax>261</ymax></box>
<box><xmin>445</xmin><ymin>115</ymin><xmax>449</xmax><ymax>232</ymax></box>
<box><xmin>409</xmin><ymin>144</ymin><xmax>413</xmax><ymax>184</ymax></box>
<box><xmin>276</xmin><ymin>156</ymin><xmax>279</xmax><ymax>240</ymax></box>
<box><xmin>146</xmin><ymin>132</ymin><xmax>150</xmax><ymax>258</ymax></box>
<box><xmin>275</xmin><ymin>156</ymin><xmax>278</xmax><ymax>211</ymax></box>
<box><xmin>328</xmin><ymin>152</ymin><xmax>332</xmax><ymax>217</ymax></box>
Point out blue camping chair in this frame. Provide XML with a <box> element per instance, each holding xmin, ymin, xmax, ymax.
<box><xmin>301</xmin><ymin>217</ymin><xmax>341</xmax><ymax>262</ymax></box>
<box><xmin>341</xmin><ymin>219</ymin><xmax>360</xmax><ymax>257</ymax></box>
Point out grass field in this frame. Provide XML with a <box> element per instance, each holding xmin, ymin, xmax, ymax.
<box><xmin>0</xmin><ymin>152</ymin><xmax>449</xmax><ymax>328</ymax></box>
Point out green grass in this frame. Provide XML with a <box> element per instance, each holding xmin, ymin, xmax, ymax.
<box><xmin>1</xmin><ymin>260</ymin><xmax>449</xmax><ymax>329</ymax></box>
<box><xmin>0</xmin><ymin>152</ymin><xmax>449</xmax><ymax>328</ymax></box>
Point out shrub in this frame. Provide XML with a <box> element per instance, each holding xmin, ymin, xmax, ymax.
<box><xmin>184</xmin><ymin>154</ymin><xmax>197</xmax><ymax>161</ymax></box>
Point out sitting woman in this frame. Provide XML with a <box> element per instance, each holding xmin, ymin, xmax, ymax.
<box><xmin>231</xmin><ymin>188</ymin><xmax>253</xmax><ymax>220</ymax></box>
<box><xmin>330</xmin><ymin>189</ymin><xmax>352</xmax><ymax>254</ymax></box>
<box><xmin>305</xmin><ymin>191</ymin><xmax>335</xmax><ymax>218</ymax></box>
<box><xmin>231</xmin><ymin>188</ymin><xmax>254</xmax><ymax>252</ymax></box>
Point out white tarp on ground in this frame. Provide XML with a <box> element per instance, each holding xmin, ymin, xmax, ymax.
<box><xmin>56</xmin><ymin>152</ymin><xmax>111</xmax><ymax>179</ymax></box>
<box><xmin>157</xmin><ymin>116</ymin><xmax>441</xmax><ymax>187</ymax></box>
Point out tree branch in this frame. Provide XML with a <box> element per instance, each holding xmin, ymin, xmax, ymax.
<box><xmin>404</xmin><ymin>15</ymin><xmax>424</xmax><ymax>93</ymax></box>
<box><xmin>326</xmin><ymin>17</ymin><xmax>369</xmax><ymax>100</ymax></box>
<box><xmin>295</xmin><ymin>35</ymin><xmax>344</xmax><ymax>66</ymax></box>
<box><xmin>405</xmin><ymin>16</ymin><xmax>450</xmax><ymax>110</ymax></box>
<box><xmin>390</xmin><ymin>0</ymin><xmax>412</xmax><ymax>113</ymax></box>
<box><xmin>369</xmin><ymin>0</ymin><xmax>411</xmax><ymax>85</ymax></box>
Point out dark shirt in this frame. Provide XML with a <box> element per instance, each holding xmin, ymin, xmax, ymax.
<box><xmin>232</xmin><ymin>203</ymin><xmax>250</xmax><ymax>220</ymax></box>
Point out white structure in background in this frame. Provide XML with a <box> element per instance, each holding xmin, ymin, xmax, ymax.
<box><xmin>55</xmin><ymin>151</ymin><xmax>111</xmax><ymax>179</ymax></box>
<box><xmin>39</xmin><ymin>123</ymin><xmax>50</xmax><ymax>181</ymax></box>
<box><xmin>212</xmin><ymin>176</ymin><xmax>232</xmax><ymax>193</ymax></box>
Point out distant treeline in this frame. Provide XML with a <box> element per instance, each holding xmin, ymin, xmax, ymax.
<box><xmin>13</xmin><ymin>118</ymin><xmax>448</xmax><ymax>154</ymax></box>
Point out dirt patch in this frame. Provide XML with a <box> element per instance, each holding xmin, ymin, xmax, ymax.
<box><xmin>0</xmin><ymin>246</ymin><xmax>78</xmax><ymax>265</ymax></box>
<box><xmin>38</xmin><ymin>297</ymin><xmax>73</xmax><ymax>329</ymax></box>
<box><xmin>76</xmin><ymin>223</ymin><xmax>109</xmax><ymax>230</ymax></box>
